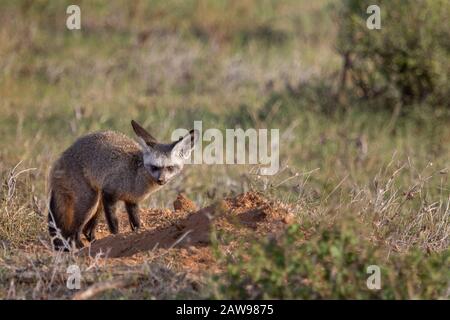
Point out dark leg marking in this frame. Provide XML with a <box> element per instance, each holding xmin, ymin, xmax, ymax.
<box><xmin>74</xmin><ymin>232</ymin><xmax>84</xmax><ymax>249</ymax></box>
<box><xmin>103</xmin><ymin>192</ymin><xmax>119</xmax><ymax>234</ymax></box>
<box><xmin>83</xmin><ymin>207</ymin><xmax>101</xmax><ymax>242</ymax></box>
<box><xmin>68</xmin><ymin>232</ymin><xmax>84</xmax><ymax>250</ymax></box>
<box><xmin>125</xmin><ymin>202</ymin><xmax>141</xmax><ymax>231</ymax></box>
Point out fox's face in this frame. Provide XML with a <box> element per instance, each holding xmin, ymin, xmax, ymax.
<box><xmin>131</xmin><ymin>120</ymin><xmax>199</xmax><ymax>185</ymax></box>
<box><xmin>141</xmin><ymin>144</ymin><xmax>186</xmax><ymax>185</ymax></box>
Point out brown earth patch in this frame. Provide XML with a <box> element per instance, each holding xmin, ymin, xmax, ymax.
<box><xmin>82</xmin><ymin>192</ymin><xmax>295</xmax><ymax>272</ymax></box>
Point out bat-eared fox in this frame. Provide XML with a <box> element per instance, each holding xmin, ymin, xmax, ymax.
<box><xmin>48</xmin><ymin>120</ymin><xmax>199</xmax><ymax>250</ymax></box>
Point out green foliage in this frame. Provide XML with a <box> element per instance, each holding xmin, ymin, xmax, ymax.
<box><xmin>209</xmin><ymin>216</ymin><xmax>450</xmax><ymax>299</ymax></box>
<box><xmin>337</xmin><ymin>0</ymin><xmax>450</xmax><ymax>110</ymax></box>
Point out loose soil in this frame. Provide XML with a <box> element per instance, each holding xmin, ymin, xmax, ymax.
<box><xmin>82</xmin><ymin>192</ymin><xmax>295</xmax><ymax>274</ymax></box>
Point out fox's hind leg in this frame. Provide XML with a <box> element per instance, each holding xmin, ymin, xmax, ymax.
<box><xmin>68</xmin><ymin>233</ymin><xmax>84</xmax><ymax>250</ymax></box>
<box><xmin>83</xmin><ymin>202</ymin><xmax>102</xmax><ymax>242</ymax></box>
<box><xmin>69</xmin><ymin>185</ymin><xmax>99</xmax><ymax>249</ymax></box>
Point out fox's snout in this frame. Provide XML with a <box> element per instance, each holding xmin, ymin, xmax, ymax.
<box><xmin>156</xmin><ymin>179</ymin><xmax>166</xmax><ymax>185</ymax></box>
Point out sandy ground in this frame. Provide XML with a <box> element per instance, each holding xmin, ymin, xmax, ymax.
<box><xmin>80</xmin><ymin>192</ymin><xmax>295</xmax><ymax>274</ymax></box>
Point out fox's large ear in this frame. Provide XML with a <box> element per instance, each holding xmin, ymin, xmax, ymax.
<box><xmin>172</xmin><ymin>129</ymin><xmax>199</xmax><ymax>159</ymax></box>
<box><xmin>131</xmin><ymin>120</ymin><xmax>158</xmax><ymax>147</ymax></box>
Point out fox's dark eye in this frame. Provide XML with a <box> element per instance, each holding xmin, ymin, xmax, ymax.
<box><xmin>150</xmin><ymin>165</ymin><xmax>159</xmax><ymax>171</ymax></box>
<box><xmin>166</xmin><ymin>166</ymin><xmax>175</xmax><ymax>172</ymax></box>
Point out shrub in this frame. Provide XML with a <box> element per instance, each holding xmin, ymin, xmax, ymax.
<box><xmin>209</xmin><ymin>216</ymin><xmax>450</xmax><ymax>299</ymax></box>
<box><xmin>336</xmin><ymin>0</ymin><xmax>450</xmax><ymax>110</ymax></box>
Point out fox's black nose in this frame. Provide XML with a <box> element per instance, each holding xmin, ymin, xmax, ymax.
<box><xmin>157</xmin><ymin>179</ymin><xmax>165</xmax><ymax>185</ymax></box>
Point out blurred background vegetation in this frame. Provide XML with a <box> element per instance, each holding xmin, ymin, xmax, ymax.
<box><xmin>0</xmin><ymin>0</ymin><xmax>449</xmax><ymax>299</ymax></box>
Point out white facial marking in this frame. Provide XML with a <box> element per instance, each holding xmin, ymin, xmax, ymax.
<box><xmin>144</xmin><ymin>150</ymin><xmax>183</xmax><ymax>168</ymax></box>
<box><xmin>142</xmin><ymin>149</ymin><xmax>183</xmax><ymax>184</ymax></box>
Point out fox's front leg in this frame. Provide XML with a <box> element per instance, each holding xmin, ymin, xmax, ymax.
<box><xmin>102</xmin><ymin>192</ymin><xmax>119</xmax><ymax>234</ymax></box>
<box><xmin>125</xmin><ymin>202</ymin><xmax>141</xmax><ymax>231</ymax></box>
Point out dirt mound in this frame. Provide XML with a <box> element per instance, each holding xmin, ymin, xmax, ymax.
<box><xmin>84</xmin><ymin>192</ymin><xmax>294</xmax><ymax>261</ymax></box>
<box><xmin>173</xmin><ymin>193</ymin><xmax>197</xmax><ymax>212</ymax></box>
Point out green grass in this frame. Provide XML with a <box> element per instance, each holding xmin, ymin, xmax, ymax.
<box><xmin>0</xmin><ymin>0</ymin><xmax>448</xmax><ymax>299</ymax></box>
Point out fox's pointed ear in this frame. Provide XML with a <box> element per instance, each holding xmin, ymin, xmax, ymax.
<box><xmin>172</xmin><ymin>129</ymin><xmax>199</xmax><ymax>159</ymax></box>
<box><xmin>131</xmin><ymin>120</ymin><xmax>158</xmax><ymax>147</ymax></box>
